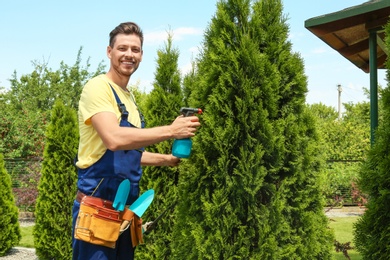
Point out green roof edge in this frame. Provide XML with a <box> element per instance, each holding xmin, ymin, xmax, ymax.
<box><xmin>305</xmin><ymin>0</ymin><xmax>390</xmax><ymax>28</ymax></box>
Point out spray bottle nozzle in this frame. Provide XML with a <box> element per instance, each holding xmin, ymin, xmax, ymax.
<box><xmin>180</xmin><ymin>107</ymin><xmax>203</xmax><ymax>117</ymax></box>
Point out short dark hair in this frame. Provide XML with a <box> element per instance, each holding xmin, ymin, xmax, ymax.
<box><xmin>109</xmin><ymin>22</ymin><xmax>144</xmax><ymax>48</ymax></box>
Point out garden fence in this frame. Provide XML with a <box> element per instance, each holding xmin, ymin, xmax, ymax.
<box><xmin>5</xmin><ymin>158</ymin><xmax>365</xmax><ymax>211</ymax></box>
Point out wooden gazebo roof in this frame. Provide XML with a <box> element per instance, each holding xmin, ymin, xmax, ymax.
<box><xmin>305</xmin><ymin>0</ymin><xmax>390</xmax><ymax>73</ymax></box>
<box><xmin>305</xmin><ymin>0</ymin><xmax>390</xmax><ymax>144</ymax></box>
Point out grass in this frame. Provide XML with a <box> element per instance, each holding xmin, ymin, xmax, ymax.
<box><xmin>329</xmin><ymin>216</ymin><xmax>362</xmax><ymax>260</ymax></box>
<box><xmin>19</xmin><ymin>216</ymin><xmax>363</xmax><ymax>259</ymax></box>
<box><xmin>19</xmin><ymin>225</ymin><xmax>34</xmax><ymax>248</ymax></box>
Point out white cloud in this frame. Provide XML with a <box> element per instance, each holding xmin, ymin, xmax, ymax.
<box><xmin>180</xmin><ymin>61</ymin><xmax>196</xmax><ymax>76</ymax></box>
<box><xmin>144</xmin><ymin>30</ymin><xmax>169</xmax><ymax>46</ymax></box>
<box><xmin>144</xmin><ymin>27</ymin><xmax>203</xmax><ymax>46</ymax></box>
<box><xmin>172</xmin><ymin>27</ymin><xmax>203</xmax><ymax>40</ymax></box>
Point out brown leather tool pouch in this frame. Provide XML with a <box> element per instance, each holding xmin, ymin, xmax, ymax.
<box><xmin>120</xmin><ymin>210</ymin><xmax>144</xmax><ymax>248</ymax></box>
<box><xmin>74</xmin><ymin>196</ymin><xmax>121</xmax><ymax>249</ymax></box>
<box><xmin>128</xmin><ymin>215</ymin><xmax>143</xmax><ymax>247</ymax></box>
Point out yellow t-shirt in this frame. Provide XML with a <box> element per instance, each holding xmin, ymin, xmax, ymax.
<box><xmin>76</xmin><ymin>74</ymin><xmax>142</xmax><ymax>169</ymax></box>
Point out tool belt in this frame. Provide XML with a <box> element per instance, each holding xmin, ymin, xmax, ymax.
<box><xmin>74</xmin><ymin>191</ymin><xmax>143</xmax><ymax>249</ymax></box>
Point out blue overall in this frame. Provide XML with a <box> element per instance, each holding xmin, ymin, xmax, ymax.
<box><xmin>72</xmin><ymin>85</ymin><xmax>145</xmax><ymax>260</ymax></box>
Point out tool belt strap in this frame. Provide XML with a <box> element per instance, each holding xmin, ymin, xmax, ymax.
<box><xmin>77</xmin><ymin>190</ymin><xmax>135</xmax><ymax>220</ymax></box>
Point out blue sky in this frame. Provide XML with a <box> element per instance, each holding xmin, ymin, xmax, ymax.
<box><xmin>0</xmin><ymin>0</ymin><xmax>386</xmax><ymax>112</ymax></box>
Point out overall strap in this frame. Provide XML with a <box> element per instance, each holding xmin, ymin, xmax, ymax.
<box><xmin>109</xmin><ymin>83</ymin><xmax>129</xmax><ymax>122</ymax></box>
<box><xmin>108</xmin><ymin>83</ymin><xmax>146</xmax><ymax>128</ymax></box>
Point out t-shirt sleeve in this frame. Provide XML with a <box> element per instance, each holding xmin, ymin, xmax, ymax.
<box><xmin>79</xmin><ymin>77</ymin><xmax>116</xmax><ymax>125</ymax></box>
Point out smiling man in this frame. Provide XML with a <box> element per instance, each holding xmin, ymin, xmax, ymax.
<box><xmin>71</xmin><ymin>22</ymin><xmax>200</xmax><ymax>260</ymax></box>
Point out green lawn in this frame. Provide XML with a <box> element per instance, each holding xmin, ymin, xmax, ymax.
<box><xmin>19</xmin><ymin>216</ymin><xmax>363</xmax><ymax>258</ymax></box>
<box><xmin>330</xmin><ymin>216</ymin><xmax>362</xmax><ymax>260</ymax></box>
<box><xmin>19</xmin><ymin>225</ymin><xmax>34</xmax><ymax>248</ymax></box>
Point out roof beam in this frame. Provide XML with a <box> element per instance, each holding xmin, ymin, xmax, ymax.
<box><xmin>377</xmin><ymin>34</ymin><xmax>388</xmax><ymax>55</ymax></box>
<box><xmin>366</xmin><ymin>16</ymin><xmax>389</xmax><ymax>31</ymax></box>
<box><xmin>339</xmin><ymin>38</ymin><xmax>369</xmax><ymax>56</ymax></box>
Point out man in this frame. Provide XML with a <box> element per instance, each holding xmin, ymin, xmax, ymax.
<box><xmin>72</xmin><ymin>22</ymin><xmax>200</xmax><ymax>260</ymax></box>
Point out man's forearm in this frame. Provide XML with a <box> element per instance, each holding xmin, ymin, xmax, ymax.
<box><xmin>141</xmin><ymin>151</ymin><xmax>180</xmax><ymax>167</ymax></box>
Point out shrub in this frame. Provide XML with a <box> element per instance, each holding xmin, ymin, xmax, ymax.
<box><xmin>0</xmin><ymin>153</ymin><xmax>21</xmax><ymax>256</ymax></box>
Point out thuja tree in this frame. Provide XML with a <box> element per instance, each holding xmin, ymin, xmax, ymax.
<box><xmin>0</xmin><ymin>153</ymin><xmax>21</xmax><ymax>256</ymax></box>
<box><xmin>137</xmin><ymin>33</ymin><xmax>184</xmax><ymax>259</ymax></box>
<box><xmin>171</xmin><ymin>0</ymin><xmax>332</xmax><ymax>259</ymax></box>
<box><xmin>252</xmin><ymin>0</ymin><xmax>333</xmax><ymax>256</ymax></box>
<box><xmin>354</xmin><ymin>89</ymin><xmax>390</xmax><ymax>259</ymax></box>
<box><xmin>353</xmin><ymin>21</ymin><xmax>390</xmax><ymax>259</ymax></box>
<box><xmin>33</xmin><ymin>100</ymin><xmax>78</xmax><ymax>259</ymax></box>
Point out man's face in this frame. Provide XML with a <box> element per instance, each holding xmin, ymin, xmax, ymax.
<box><xmin>107</xmin><ymin>34</ymin><xmax>143</xmax><ymax>78</ymax></box>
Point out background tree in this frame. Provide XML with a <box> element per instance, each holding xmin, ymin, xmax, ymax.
<box><xmin>0</xmin><ymin>51</ymin><xmax>105</xmax><ymax>215</ymax></box>
<box><xmin>0</xmin><ymin>153</ymin><xmax>21</xmax><ymax>256</ymax></box>
<box><xmin>172</xmin><ymin>0</ymin><xmax>332</xmax><ymax>259</ymax></box>
<box><xmin>309</xmin><ymin>102</ymin><xmax>370</xmax><ymax>206</ymax></box>
<box><xmin>0</xmin><ymin>95</ymin><xmax>48</xmax><ymax>158</ymax></box>
<box><xmin>0</xmin><ymin>49</ymin><xmax>105</xmax><ymax>158</ymax></box>
<box><xmin>137</xmin><ymin>32</ymin><xmax>184</xmax><ymax>259</ymax></box>
<box><xmin>33</xmin><ymin>100</ymin><xmax>78</xmax><ymax>259</ymax></box>
<box><xmin>128</xmin><ymin>80</ymin><xmax>148</xmax><ymax>109</ymax></box>
<box><xmin>353</xmin><ymin>21</ymin><xmax>390</xmax><ymax>259</ymax></box>
<box><xmin>337</xmin><ymin>101</ymin><xmax>370</xmax><ymax>160</ymax></box>
<box><xmin>182</xmin><ymin>59</ymin><xmax>197</xmax><ymax>106</ymax></box>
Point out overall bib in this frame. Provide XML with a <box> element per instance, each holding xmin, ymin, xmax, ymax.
<box><xmin>72</xmin><ymin>85</ymin><xmax>145</xmax><ymax>260</ymax></box>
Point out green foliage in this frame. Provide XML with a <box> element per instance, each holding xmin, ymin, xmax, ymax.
<box><xmin>136</xmin><ymin>32</ymin><xmax>184</xmax><ymax>259</ymax></box>
<box><xmin>0</xmin><ymin>48</ymin><xmax>105</xmax><ymax>158</ymax></box>
<box><xmin>129</xmin><ymin>81</ymin><xmax>148</xmax><ymax>111</ymax></box>
<box><xmin>182</xmin><ymin>60</ymin><xmax>197</xmax><ymax>106</ymax></box>
<box><xmin>309</xmin><ymin>102</ymin><xmax>370</xmax><ymax>207</ymax></box>
<box><xmin>0</xmin><ymin>153</ymin><xmax>21</xmax><ymax>256</ymax></box>
<box><xmin>309</xmin><ymin>102</ymin><xmax>370</xmax><ymax>162</ymax></box>
<box><xmin>322</xmin><ymin>162</ymin><xmax>362</xmax><ymax>206</ymax></box>
<box><xmin>353</xmin><ymin>21</ymin><xmax>390</xmax><ymax>259</ymax></box>
<box><xmin>0</xmin><ymin>103</ymin><xmax>48</xmax><ymax>158</ymax></box>
<box><xmin>353</xmin><ymin>87</ymin><xmax>390</xmax><ymax>259</ymax></box>
<box><xmin>33</xmin><ymin>100</ymin><xmax>78</xmax><ymax>259</ymax></box>
<box><xmin>171</xmin><ymin>0</ymin><xmax>332</xmax><ymax>259</ymax></box>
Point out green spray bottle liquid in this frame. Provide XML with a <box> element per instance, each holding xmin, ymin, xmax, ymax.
<box><xmin>172</xmin><ymin>107</ymin><xmax>202</xmax><ymax>158</ymax></box>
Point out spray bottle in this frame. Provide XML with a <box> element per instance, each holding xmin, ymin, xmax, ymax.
<box><xmin>172</xmin><ymin>107</ymin><xmax>202</xmax><ymax>158</ymax></box>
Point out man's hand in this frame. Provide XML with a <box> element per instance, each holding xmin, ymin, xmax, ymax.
<box><xmin>163</xmin><ymin>154</ymin><xmax>181</xmax><ymax>167</ymax></box>
<box><xmin>169</xmin><ymin>115</ymin><xmax>200</xmax><ymax>139</ymax></box>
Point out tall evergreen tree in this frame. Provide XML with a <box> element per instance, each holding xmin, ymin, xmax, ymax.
<box><xmin>182</xmin><ymin>60</ymin><xmax>197</xmax><ymax>105</ymax></box>
<box><xmin>0</xmin><ymin>153</ymin><xmax>21</xmax><ymax>256</ymax></box>
<box><xmin>353</xmin><ymin>21</ymin><xmax>390</xmax><ymax>259</ymax></box>
<box><xmin>137</xmin><ymin>33</ymin><xmax>184</xmax><ymax>259</ymax></box>
<box><xmin>33</xmin><ymin>100</ymin><xmax>78</xmax><ymax>259</ymax></box>
<box><xmin>171</xmin><ymin>0</ymin><xmax>332</xmax><ymax>259</ymax></box>
<box><xmin>252</xmin><ymin>0</ymin><xmax>333</xmax><ymax>257</ymax></box>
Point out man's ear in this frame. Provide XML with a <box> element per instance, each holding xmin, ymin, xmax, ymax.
<box><xmin>107</xmin><ymin>46</ymin><xmax>112</xmax><ymax>59</ymax></box>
